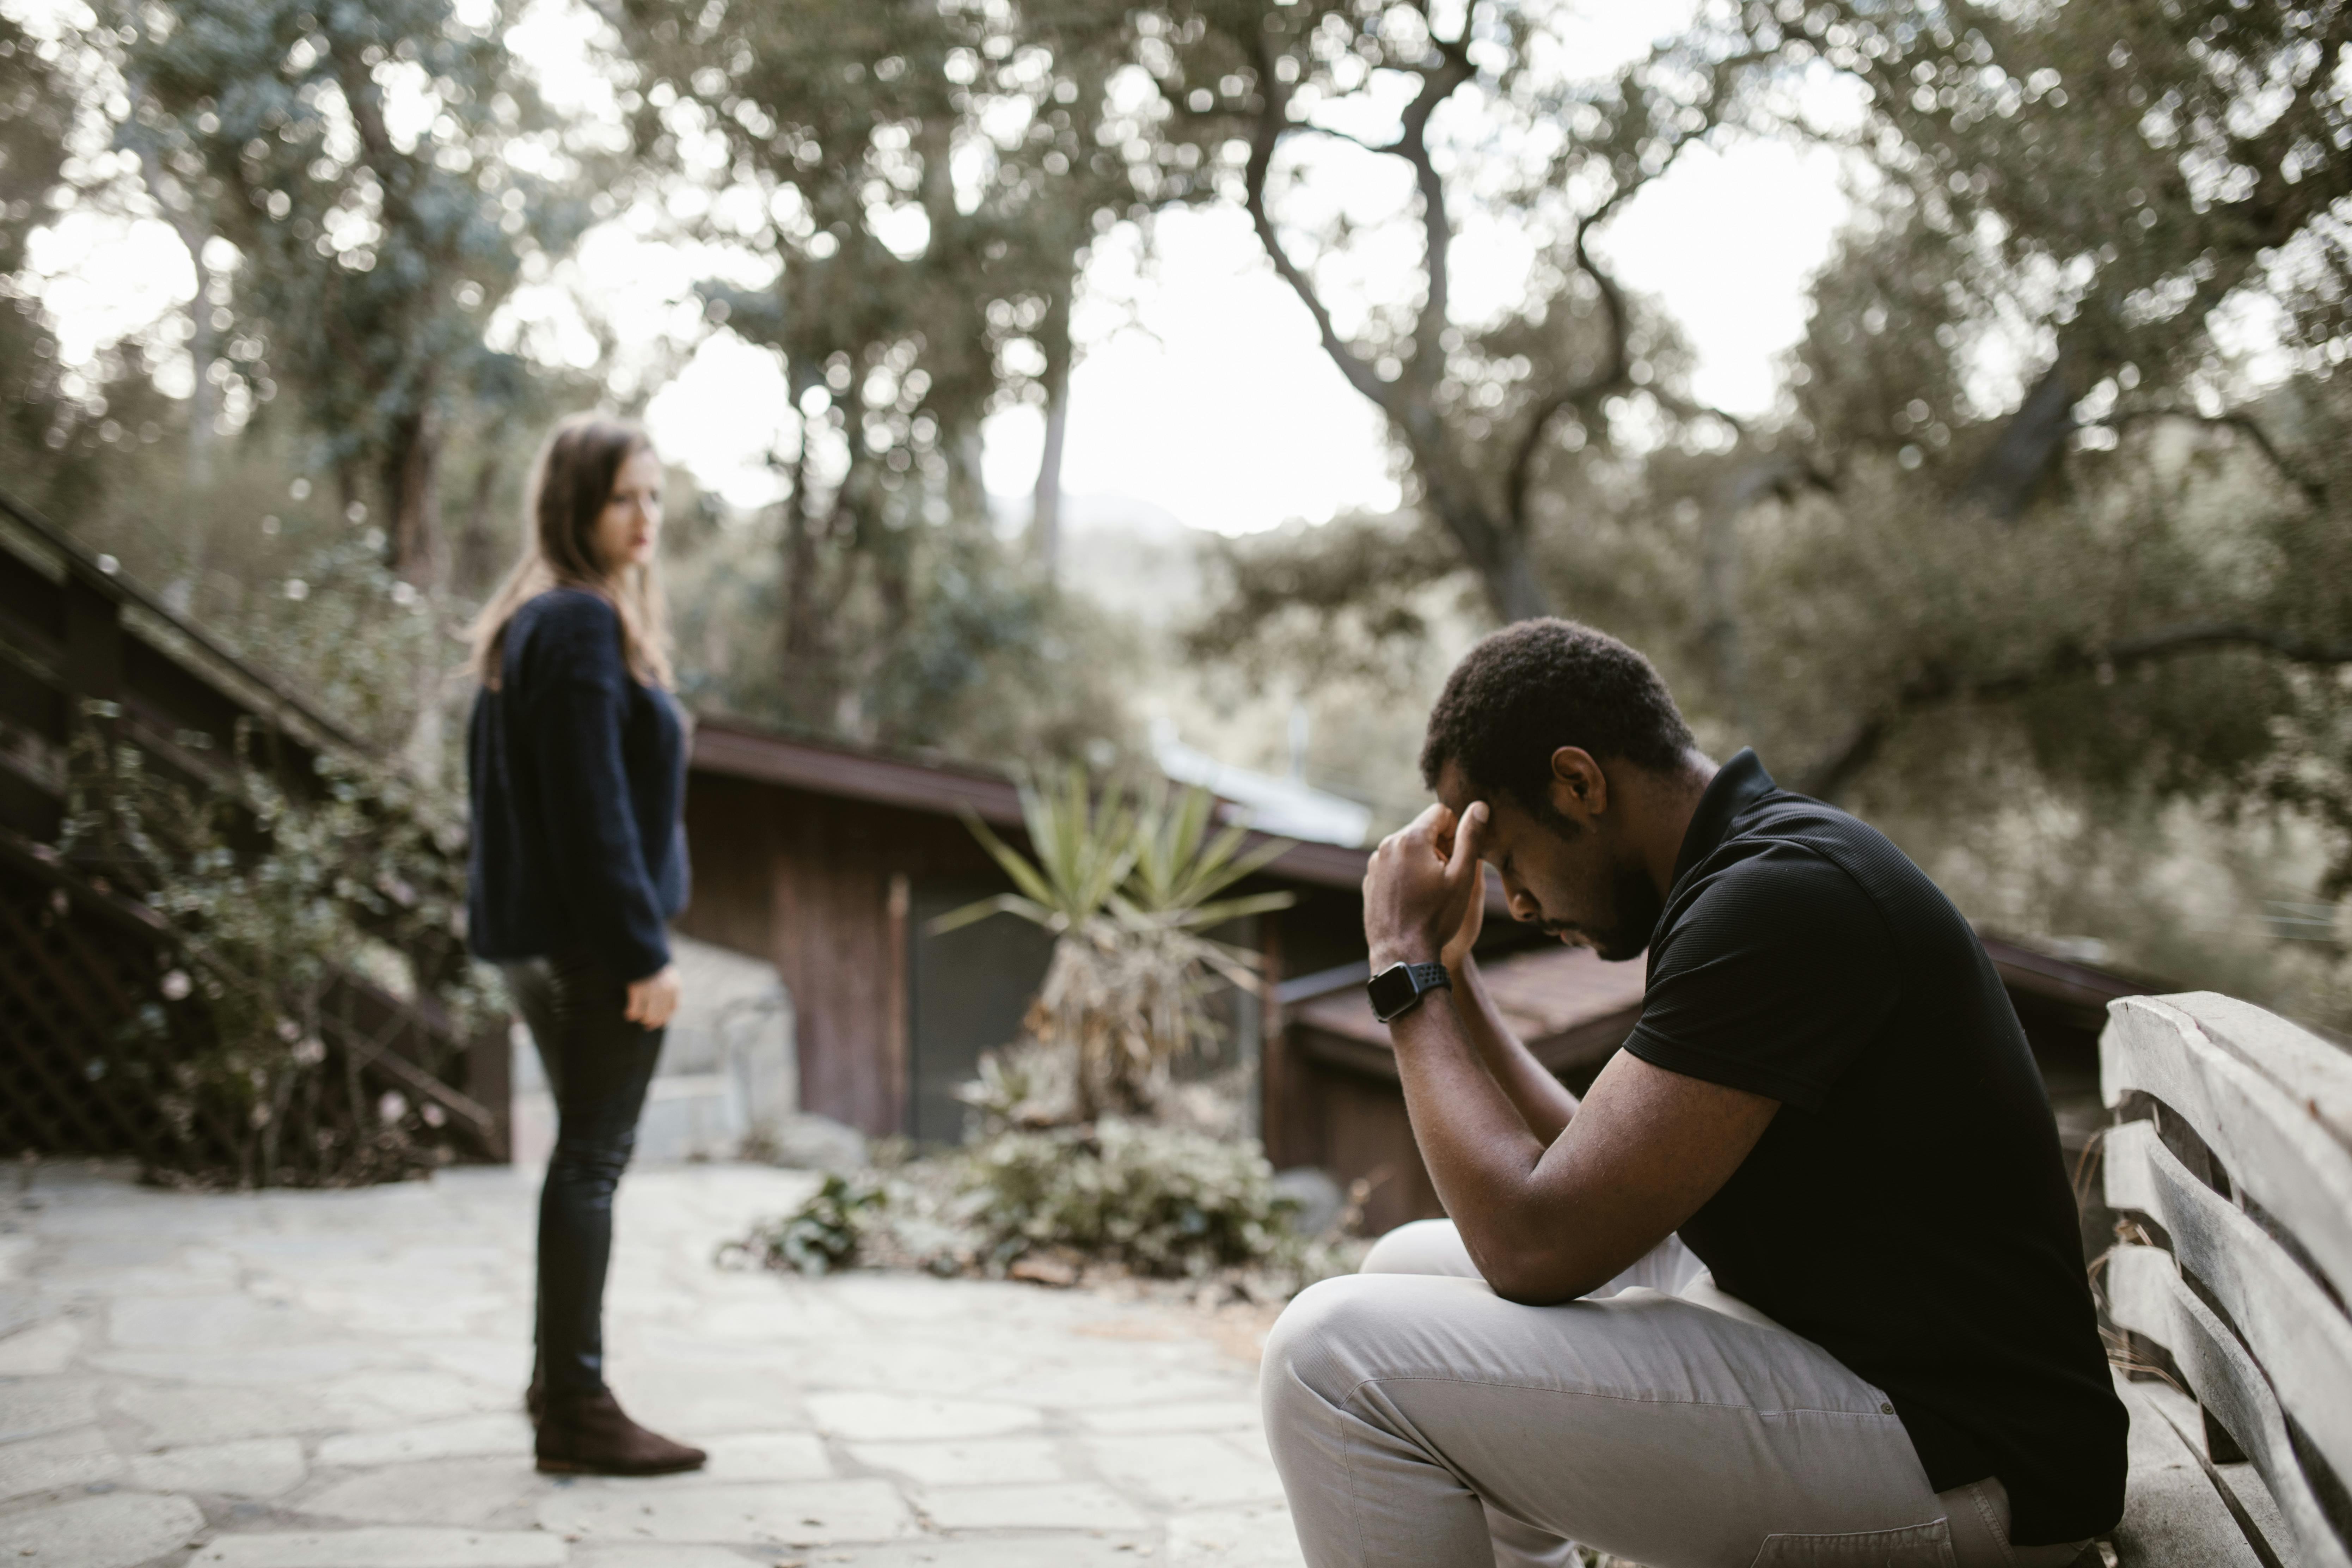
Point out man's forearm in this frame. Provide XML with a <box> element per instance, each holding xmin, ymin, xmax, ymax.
<box><xmin>1448</xmin><ymin>955</ymin><xmax>1581</xmax><ymax>1144</ymax></box>
<box><xmin>1385</xmin><ymin>993</ymin><xmax>1568</xmax><ymax>1293</ymax></box>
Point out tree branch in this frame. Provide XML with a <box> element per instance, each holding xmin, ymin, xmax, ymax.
<box><xmin>1394</xmin><ymin>33</ymin><xmax>1475</xmax><ymax>394</ymax></box>
<box><xmin>1799</xmin><ymin>623</ymin><xmax>2352</xmax><ymax>801</ymax></box>
<box><xmin>2087</xmin><ymin>407</ymin><xmax>2327</xmax><ymax>507</ymax></box>
<box><xmin>1503</xmin><ymin>206</ymin><xmax>1632</xmax><ymax>531</ymax></box>
<box><xmin>1244</xmin><ymin>39</ymin><xmax>1391</xmax><ymax>412</ymax></box>
<box><xmin>1500</xmin><ymin>45</ymin><xmax>1769</xmax><ymax>533</ymax></box>
<box><xmin>1958</xmin><ymin>351</ymin><xmax>2084</xmax><ymax>520</ymax></box>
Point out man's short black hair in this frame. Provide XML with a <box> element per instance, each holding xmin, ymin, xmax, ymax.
<box><xmin>1419</xmin><ymin>618</ymin><xmax>1697</xmax><ymax>808</ymax></box>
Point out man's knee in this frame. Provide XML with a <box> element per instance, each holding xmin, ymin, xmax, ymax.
<box><xmin>1261</xmin><ymin>1273</ymin><xmax>1408</xmax><ymax>1430</ymax></box>
<box><xmin>1360</xmin><ymin>1217</ymin><xmax>1476</xmax><ymax>1277</ymax></box>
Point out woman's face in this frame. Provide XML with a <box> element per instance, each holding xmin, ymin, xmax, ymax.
<box><xmin>589</xmin><ymin>447</ymin><xmax>663</xmax><ymax>578</ymax></box>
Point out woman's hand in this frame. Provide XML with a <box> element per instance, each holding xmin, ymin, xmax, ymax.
<box><xmin>624</xmin><ymin>964</ymin><xmax>681</xmax><ymax>1030</ymax></box>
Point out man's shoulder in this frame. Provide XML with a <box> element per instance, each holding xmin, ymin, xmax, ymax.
<box><xmin>1669</xmin><ymin>835</ymin><xmax>1884</xmax><ymax>950</ymax></box>
<box><xmin>1696</xmin><ymin>787</ymin><xmax>1968</xmax><ymax>957</ymax></box>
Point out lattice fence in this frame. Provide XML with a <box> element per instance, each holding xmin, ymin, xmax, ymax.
<box><xmin>0</xmin><ymin>853</ymin><xmax>235</xmax><ymax>1167</ymax></box>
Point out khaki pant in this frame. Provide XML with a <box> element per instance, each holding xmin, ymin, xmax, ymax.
<box><xmin>1261</xmin><ymin>1220</ymin><xmax>2090</xmax><ymax>1568</ymax></box>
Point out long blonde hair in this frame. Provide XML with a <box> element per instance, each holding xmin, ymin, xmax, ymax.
<box><xmin>469</xmin><ymin>413</ymin><xmax>674</xmax><ymax>691</ymax></box>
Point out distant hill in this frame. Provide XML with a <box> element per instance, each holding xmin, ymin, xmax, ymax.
<box><xmin>996</xmin><ymin>490</ymin><xmax>1214</xmax><ymax>630</ymax></box>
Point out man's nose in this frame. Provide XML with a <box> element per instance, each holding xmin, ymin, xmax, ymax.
<box><xmin>1507</xmin><ymin>888</ymin><xmax>1541</xmax><ymax>923</ymax></box>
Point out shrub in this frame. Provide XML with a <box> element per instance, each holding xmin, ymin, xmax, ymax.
<box><xmin>729</xmin><ymin>1172</ymin><xmax>889</xmax><ymax>1277</ymax></box>
<box><xmin>937</xmin><ymin>772</ymin><xmax>1296</xmax><ymax>1121</ymax></box>
<box><xmin>955</xmin><ymin>1118</ymin><xmax>1301</xmax><ymax>1279</ymax></box>
<box><xmin>57</xmin><ymin>730</ymin><xmax>494</xmax><ymax>1187</ymax></box>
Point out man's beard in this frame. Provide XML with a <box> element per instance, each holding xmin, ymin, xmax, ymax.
<box><xmin>1586</xmin><ymin>857</ymin><xmax>1665</xmax><ymax>962</ymax></box>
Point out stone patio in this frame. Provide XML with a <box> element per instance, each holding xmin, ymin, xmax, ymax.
<box><xmin>0</xmin><ymin>1159</ymin><xmax>1305</xmax><ymax>1568</ymax></box>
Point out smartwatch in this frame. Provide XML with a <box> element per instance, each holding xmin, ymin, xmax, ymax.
<box><xmin>1366</xmin><ymin>961</ymin><xmax>1452</xmax><ymax>1024</ymax></box>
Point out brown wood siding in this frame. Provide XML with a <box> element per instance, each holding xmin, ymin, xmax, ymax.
<box><xmin>676</xmin><ymin>773</ymin><xmax>778</xmax><ymax>960</ymax></box>
<box><xmin>679</xmin><ymin>772</ymin><xmax>1002</xmax><ymax>1138</ymax></box>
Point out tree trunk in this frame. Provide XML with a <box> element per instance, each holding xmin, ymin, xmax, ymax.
<box><xmin>779</xmin><ymin>363</ymin><xmax>834</xmax><ymax>727</ymax></box>
<box><xmin>1962</xmin><ymin>353</ymin><xmax>2083</xmax><ymax>521</ymax></box>
<box><xmin>1697</xmin><ymin>453</ymin><xmax>1813</xmax><ymax>736</ymax></box>
<box><xmin>126</xmin><ymin>122</ymin><xmax>216</xmax><ymax>494</ymax></box>
<box><xmin>948</xmin><ymin>424</ymin><xmax>988</xmax><ymax>525</ymax></box>
<box><xmin>453</xmin><ymin>453</ymin><xmax>503</xmax><ymax>600</ymax></box>
<box><xmin>129</xmin><ymin>129</ymin><xmax>215</xmax><ymax>614</ymax></box>
<box><xmin>1031</xmin><ymin>283</ymin><xmax>1072</xmax><ymax>573</ymax></box>
<box><xmin>382</xmin><ymin>407</ymin><xmax>447</xmax><ymax>780</ymax></box>
<box><xmin>1414</xmin><ymin>453</ymin><xmax>1552</xmax><ymax>623</ymax></box>
<box><xmin>783</xmin><ymin>372</ymin><xmax>820</xmax><ymax>656</ymax></box>
<box><xmin>386</xmin><ymin>406</ymin><xmax>445</xmax><ymax>586</ymax></box>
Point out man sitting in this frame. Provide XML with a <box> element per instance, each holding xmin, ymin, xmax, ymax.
<box><xmin>1261</xmin><ymin>619</ymin><xmax>2124</xmax><ymax>1568</ymax></box>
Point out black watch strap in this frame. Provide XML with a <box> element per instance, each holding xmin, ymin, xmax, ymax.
<box><xmin>1403</xmin><ymin>961</ymin><xmax>1449</xmax><ymax>996</ymax></box>
<box><xmin>1367</xmin><ymin>960</ymin><xmax>1453</xmax><ymax>1024</ymax></box>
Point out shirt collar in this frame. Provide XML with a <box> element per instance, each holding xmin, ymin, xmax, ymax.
<box><xmin>1670</xmin><ymin>748</ymin><xmax>1777</xmax><ymax>890</ymax></box>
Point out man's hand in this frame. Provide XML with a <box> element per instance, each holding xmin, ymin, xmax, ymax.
<box><xmin>1440</xmin><ymin>820</ymin><xmax>1489</xmax><ymax>974</ymax></box>
<box><xmin>624</xmin><ymin>964</ymin><xmax>681</xmax><ymax>1030</ymax></box>
<box><xmin>1364</xmin><ymin>801</ymin><xmax>1489</xmax><ymax>972</ymax></box>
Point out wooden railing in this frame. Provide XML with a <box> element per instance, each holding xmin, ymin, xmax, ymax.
<box><xmin>0</xmin><ymin>485</ymin><xmax>506</xmax><ymax>1173</ymax></box>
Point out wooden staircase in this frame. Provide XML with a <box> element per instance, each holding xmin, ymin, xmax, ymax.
<box><xmin>0</xmin><ymin>486</ymin><xmax>507</xmax><ymax>1178</ymax></box>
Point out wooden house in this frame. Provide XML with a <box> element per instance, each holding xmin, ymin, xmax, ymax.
<box><xmin>678</xmin><ymin>718</ymin><xmax>1376</xmax><ymax>1142</ymax></box>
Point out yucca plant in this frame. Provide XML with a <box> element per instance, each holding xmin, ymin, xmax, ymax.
<box><xmin>935</xmin><ymin>769</ymin><xmax>1297</xmax><ymax>1123</ymax></box>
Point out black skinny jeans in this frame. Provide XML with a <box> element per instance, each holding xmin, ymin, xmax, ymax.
<box><xmin>504</xmin><ymin>953</ymin><xmax>664</xmax><ymax>1398</ymax></box>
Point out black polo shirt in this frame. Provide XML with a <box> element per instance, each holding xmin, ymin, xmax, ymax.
<box><xmin>1624</xmin><ymin>750</ymin><xmax>2125</xmax><ymax>1546</ymax></box>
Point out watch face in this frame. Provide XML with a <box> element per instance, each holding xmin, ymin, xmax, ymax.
<box><xmin>1366</xmin><ymin>964</ymin><xmax>1419</xmax><ymax>1021</ymax></box>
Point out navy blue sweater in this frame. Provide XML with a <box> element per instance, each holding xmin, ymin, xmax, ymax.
<box><xmin>466</xmin><ymin>589</ymin><xmax>688</xmax><ymax>981</ymax></box>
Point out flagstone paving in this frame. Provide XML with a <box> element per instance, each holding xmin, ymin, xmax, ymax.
<box><xmin>0</xmin><ymin>1160</ymin><xmax>1304</xmax><ymax>1567</ymax></box>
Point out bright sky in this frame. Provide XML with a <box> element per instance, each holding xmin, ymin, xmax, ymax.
<box><xmin>23</xmin><ymin>0</ymin><xmax>1857</xmax><ymax>536</ymax></box>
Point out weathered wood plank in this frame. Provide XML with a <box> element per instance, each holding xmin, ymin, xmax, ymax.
<box><xmin>2172</xmin><ymin>991</ymin><xmax>2352</xmax><ymax>1150</ymax></box>
<box><xmin>2103</xmin><ymin>995</ymin><xmax>2352</xmax><ymax>1295</ymax></box>
<box><xmin>2106</xmin><ymin>1244</ymin><xmax>2351</xmax><ymax>1568</ymax></box>
<box><xmin>2109</xmin><ymin>1374</ymin><xmax>2266</xmax><ymax>1568</ymax></box>
<box><xmin>2105</xmin><ymin>1117</ymin><xmax>2352</xmax><ymax>1481</ymax></box>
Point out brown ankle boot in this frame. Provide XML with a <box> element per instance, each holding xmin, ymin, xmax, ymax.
<box><xmin>535</xmin><ymin>1390</ymin><xmax>706</xmax><ymax>1476</ymax></box>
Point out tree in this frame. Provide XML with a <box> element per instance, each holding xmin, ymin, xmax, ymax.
<box><xmin>1743</xmin><ymin>0</ymin><xmax>2352</xmax><ymax>800</ymax></box>
<box><xmin>1793</xmin><ymin>0</ymin><xmax>2352</xmax><ymax>519</ymax></box>
<box><xmin>615</xmin><ymin>0</ymin><xmax>1197</xmax><ymax>734</ymax></box>
<box><xmin>116</xmin><ymin>0</ymin><xmax>587</xmax><ymax>584</ymax></box>
<box><xmin>114</xmin><ymin>0</ymin><xmax>592</xmax><ymax>768</ymax></box>
<box><xmin>1174</xmin><ymin>1</ymin><xmax>2352</xmax><ymax>1000</ymax></box>
<box><xmin>988</xmin><ymin>0</ymin><xmax>1777</xmax><ymax>623</ymax></box>
<box><xmin>0</xmin><ymin>14</ymin><xmax>142</xmax><ymax>519</ymax></box>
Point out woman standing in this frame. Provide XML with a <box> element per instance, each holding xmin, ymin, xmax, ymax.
<box><xmin>466</xmin><ymin>414</ymin><xmax>704</xmax><ymax>1476</ymax></box>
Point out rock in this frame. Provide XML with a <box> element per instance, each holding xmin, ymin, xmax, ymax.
<box><xmin>0</xmin><ymin>1492</ymin><xmax>204</xmax><ymax>1568</ymax></box>
<box><xmin>1007</xmin><ymin>1250</ymin><xmax>1080</xmax><ymax>1288</ymax></box>
<box><xmin>1270</xmin><ymin>1167</ymin><xmax>1344</xmax><ymax>1238</ymax></box>
<box><xmin>753</xmin><ymin>1113</ymin><xmax>868</xmax><ymax>1173</ymax></box>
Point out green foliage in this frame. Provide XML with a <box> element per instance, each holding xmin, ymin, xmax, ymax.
<box><xmin>730</xmin><ymin>1172</ymin><xmax>891</xmax><ymax>1278</ymax></box>
<box><xmin>617</xmin><ymin>0</ymin><xmax>1194</xmax><ymax>742</ymax></box>
<box><xmin>948</xmin><ymin>766</ymin><xmax>1138</xmax><ymax>936</ymax></box>
<box><xmin>58</xmin><ymin>729</ymin><xmax>493</xmax><ymax>1186</ymax></box>
<box><xmin>954</xmin><ymin>1119</ymin><xmax>1302</xmax><ymax>1280</ymax></box>
<box><xmin>221</xmin><ymin>520</ymin><xmax>449</xmax><ymax>754</ymax></box>
<box><xmin>730</xmin><ymin>1123</ymin><xmax>1368</xmax><ymax>1295</ymax></box>
<box><xmin>671</xmin><ymin>515</ymin><xmax>1137</xmax><ymax>765</ymax></box>
<box><xmin>947</xmin><ymin>771</ymin><xmax>1296</xmax><ymax>938</ymax></box>
<box><xmin>113</xmin><ymin>0</ymin><xmax>591</xmax><ymax>576</ymax></box>
<box><xmin>0</xmin><ymin>14</ymin><xmax>140</xmax><ymax>519</ymax></box>
<box><xmin>1172</xmin><ymin>0</ymin><xmax>2352</xmax><ymax>1028</ymax></box>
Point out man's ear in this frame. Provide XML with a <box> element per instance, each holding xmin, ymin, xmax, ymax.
<box><xmin>1545</xmin><ymin>747</ymin><xmax>1610</xmax><ymax>825</ymax></box>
